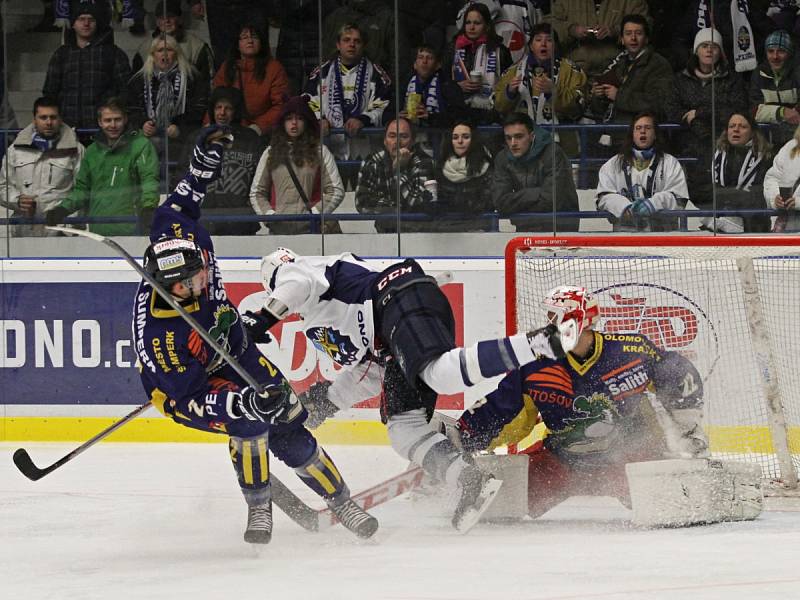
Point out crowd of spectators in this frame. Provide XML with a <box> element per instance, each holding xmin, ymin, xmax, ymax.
<box><xmin>5</xmin><ymin>0</ymin><xmax>800</xmax><ymax>235</ymax></box>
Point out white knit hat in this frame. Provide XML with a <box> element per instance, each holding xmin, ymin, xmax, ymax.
<box><xmin>693</xmin><ymin>28</ymin><xmax>723</xmax><ymax>54</ymax></box>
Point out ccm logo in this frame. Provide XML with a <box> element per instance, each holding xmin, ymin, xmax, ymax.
<box><xmin>377</xmin><ymin>266</ymin><xmax>412</xmax><ymax>291</ymax></box>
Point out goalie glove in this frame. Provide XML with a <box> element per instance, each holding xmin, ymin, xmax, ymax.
<box><xmin>299</xmin><ymin>381</ymin><xmax>339</xmax><ymax>429</ymax></box>
<box><xmin>669</xmin><ymin>407</ymin><xmax>709</xmax><ymax>458</ymax></box>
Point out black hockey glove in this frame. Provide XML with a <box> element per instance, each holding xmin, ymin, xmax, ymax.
<box><xmin>189</xmin><ymin>125</ymin><xmax>233</xmax><ymax>181</ymax></box>
<box><xmin>235</xmin><ymin>383</ymin><xmax>293</xmax><ymax>424</ymax></box>
<box><xmin>241</xmin><ymin>309</ymin><xmax>276</xmax><ymax>344</ymax></box>
<box><xmin>299</xmin><ymin>381</ymin><xmax>339</xmax><ymax>429</ymax></box>
<box><xmin>527</xmin><ymin>324</ymin><xmax>565</xmax><ymax>359</ymax></box>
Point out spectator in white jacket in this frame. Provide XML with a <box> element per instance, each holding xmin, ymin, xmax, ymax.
<box><xmin>763</xmin><ymin>124</ymin><xmax>800</xmax><ymax>232</ymax></box>
<box><xmin>0</xmin><ymin>97</ymin><xmax>84</xmax><ymax>237</ymax></box>
<box><xmin>596</xmin><ymin>112</ymin><xmax>689</xmax><ymax>231</ymax></box>
<box><xmin>250</xmin><ymin>95</ymin><xmax>344</xmax><ymax>235</ymax></box>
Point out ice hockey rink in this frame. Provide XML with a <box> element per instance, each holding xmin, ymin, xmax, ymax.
<box><xmin>2</xmin><ymin>443</ymin><xmax>799</xmax><ymax>600</ymax></box>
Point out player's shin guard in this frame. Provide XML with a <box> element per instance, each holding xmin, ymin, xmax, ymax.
<box><xmin>230</xmin><ymin>434</ymin><xmax>271</xmax><ymax>505</ymax></box>
<box><xmin>295</xmin><ymin>446</ymin><xmax>378</xmax><ymax>538</ymax></box>
<box><xmin>294</xmin><ymin>445</ymin><xmax>346</xmax><ymax>500</ymax></box>
<box><xmin>230</xmin><ymin>434</ymin><xmax>273</xmax><ymax>544</ymax></box>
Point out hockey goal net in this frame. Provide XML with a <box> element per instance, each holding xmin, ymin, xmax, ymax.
<box><xmin>505</xmin><ymin>236</ymin><xmax>800</xmax><ymax>489</ymax></box>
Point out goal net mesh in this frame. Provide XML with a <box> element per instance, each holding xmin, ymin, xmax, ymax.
<box><xmin>509</xmin><ymin>239</ymin><xmax>800</xmax><ymax>483</ymax></box>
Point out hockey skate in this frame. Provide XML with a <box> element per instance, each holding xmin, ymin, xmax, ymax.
<box><xmin>452</xmin><ymin>465</ymin><xmax>503</xmax><ymax>533</ymax></box>
<box><xmin>244</xmin><ymin>501</ymin><xmax>273</xmax><ymax>544</ymax></box>
<box><xmin>328</xmin><ymin>497</ymin><xmax>379</xmax><ymax>539</ymax></box>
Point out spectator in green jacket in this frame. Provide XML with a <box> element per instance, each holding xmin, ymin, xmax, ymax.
<box><xmin>45</xmin><ymin>97</ymin><xmax>160</xmax><ymax>236</ymax></box>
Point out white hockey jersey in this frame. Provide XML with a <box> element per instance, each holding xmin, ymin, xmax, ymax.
<box><xmin>267</xmin><ymin>252</ymin><xmax>383</xmax><ymax>367</ymax></box>
<box><xmin>266</xmin><ymin>253</ymin><xmax>387</xmax><ymax>409</ymax></box>
<box><xmin>595</xmin><ymin>153</ymin><xmax>689</xmax><ymax>220</ymax></box>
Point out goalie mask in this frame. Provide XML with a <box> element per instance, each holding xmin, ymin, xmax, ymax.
<box><xmin>261</xmin><ymin>247</ymin><xmax>298</xmax><ymax>294</ymax></box>
<box><xmin>144</xmin><ymin>237</ymin><xmax>207</xmax><ymax>291</ymax></box>
<box><xmin>542</xmin><ymin>286</ymin><xmax>600</xmax><ymax>353</ymax></box>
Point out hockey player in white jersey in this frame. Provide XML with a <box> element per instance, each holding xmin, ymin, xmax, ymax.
<box><xmin>242</xmin><ymin>249</ymin><xmax>566</xmax><ymax>532</ymax></box>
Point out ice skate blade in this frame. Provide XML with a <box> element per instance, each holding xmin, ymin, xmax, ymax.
<box><xmin>454</xmin><ymin>478</ymin><xmax>503</xmax><ymax>534</ymax></box>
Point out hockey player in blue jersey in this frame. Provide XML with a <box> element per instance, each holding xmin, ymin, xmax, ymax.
<box><xmin>133</xmin><ymin>126</ymin><xmax>378</xmax><ymax>544</ymax></box>
<box><xmin>241</xmin><ymin>249</ymin><xmax>567</xmax><ymax>532</ymax></box>
<box><xmin>452</xmin><ymin>285</ymin><xmax>709</xmax><ymax>517</ymax></box>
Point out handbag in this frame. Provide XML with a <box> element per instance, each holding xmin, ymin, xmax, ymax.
<box><xmin>284</xmin><ymin>158</ymin><xmax>342</xmax><ymax>234</ymax></box>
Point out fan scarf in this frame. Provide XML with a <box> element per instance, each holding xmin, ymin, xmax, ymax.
<box><xmin>326</xmin><ymin>57</ymin><xmax>371</xmax><ymax>128</ymax></box>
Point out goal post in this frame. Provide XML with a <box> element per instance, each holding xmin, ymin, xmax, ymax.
<box><xmin>505</xmin><ymin>235</ymin><xmax>800</xmax><ymax>489</ymax></box>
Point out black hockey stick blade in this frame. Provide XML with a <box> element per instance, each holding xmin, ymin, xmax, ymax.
<box><xmin>12</xmin><ymin>402</ymin><xmax>153</xmax><ymax>482</ymax></box>
<box><xmin>12</xmin><ymin>448</ymin><xmax>54</xmax><ymax>481</ymax></box>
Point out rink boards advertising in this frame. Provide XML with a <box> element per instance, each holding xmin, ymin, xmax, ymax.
<box><xmin>0</xmin><ymin>258</ymin><xmax>500</xmax><ymax>444</ymax></box>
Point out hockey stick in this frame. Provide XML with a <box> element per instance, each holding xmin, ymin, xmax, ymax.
<box><xmin>271</xmin><ymin>465</ymin><xmax>426</xmax><ymax>532</ymax></box>
<box><xmin>318</xmin><ymin>465</ymin><xmax>425</xmax><ymax>530</ymax></box>
<box><xmin>41</xmin><ymin>226</ymin><xmax>311</xmax><ymax>525</ymax></box>
<box><xmin>13</xmin><ymin>402</ymin><xmax>153</xmax><ymax>481</ymax></box>
<box><xmin>45</xmin><ymin>227</ymin><xmax>272</xmax><ymax>395</ymax></box>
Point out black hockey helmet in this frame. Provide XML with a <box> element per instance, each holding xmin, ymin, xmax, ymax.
<box><xmin>143</xmin><ymin>237</ymin><xmax>206</xmax><ymax>288</ymax></box>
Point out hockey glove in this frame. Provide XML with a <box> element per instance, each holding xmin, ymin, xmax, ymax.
<box><xmin>233</xmin><ymin>383</ymin><xmax>293</xmax><ymax>424</ymax></box>
<box><xmin>241</xmin><ymin>309</ymin><xmax>275</xmax><ymax>344</ymax></box>
<box><xmin>189</xmin><ymin>125</ymin><xmax>233</xmax><ymax>181</ymax></box>
<box><xmin>527</xmin><ymin>324</ymin><xmax>566</xmax><ymax>359</ymax></box>
<box><xmin>299</xmin><ymin>381</ymin><xmax>339</xmax><ymax>429</ymax></box>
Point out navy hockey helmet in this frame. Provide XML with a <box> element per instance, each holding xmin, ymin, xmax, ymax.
<box><xmin>143</xmin><ymin>237</ymin><xmax>206</xmax><ymax>288</ymax></box>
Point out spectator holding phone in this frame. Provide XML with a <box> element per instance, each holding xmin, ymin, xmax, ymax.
<box><xmin>545</xmin><ymin>0</ymin><xmax>651</xmax><ymax>79</ymax></box>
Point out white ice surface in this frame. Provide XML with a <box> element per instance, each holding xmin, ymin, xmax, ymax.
<box><xmin>2</xmin><ymin>442</ymin><xmax>799</xmax><ymax>600</ymax></box>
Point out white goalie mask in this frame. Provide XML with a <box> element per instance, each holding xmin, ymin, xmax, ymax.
<box><xmin>260</xmin><ymin>247</ymin><xmax>298</xmax><ymax>294</ymax></box>
<box><xmin>542</xmin><ymin>285</ymin><xmax>600</xmax><ymax>353</ymax></box>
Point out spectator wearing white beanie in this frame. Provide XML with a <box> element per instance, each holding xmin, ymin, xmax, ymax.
<box><xmin>693</xmin><ymin>27</ymin><xmax>724</xmax><ymax>55</ymax></box>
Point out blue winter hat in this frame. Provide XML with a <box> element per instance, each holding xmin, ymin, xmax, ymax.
<box><xmin>765</xmin><ymin>30</ymin><xmax>794</xmax><ymax>55</ymax></box>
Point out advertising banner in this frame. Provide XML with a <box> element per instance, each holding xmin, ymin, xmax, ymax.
<box><xmin>0</xmin><ymin>261</ymin><xmax>489</xmax><ymax>413</ymax></box>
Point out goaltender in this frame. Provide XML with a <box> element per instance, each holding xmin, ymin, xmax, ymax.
<box><xmin>452</xmin><ymin>285</ymin><xmax>712</xmax><ymax>517</ymax></box>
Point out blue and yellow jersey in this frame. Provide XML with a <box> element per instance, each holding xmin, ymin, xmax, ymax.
<box><xmin>131</xmin><ymin>160</ymin><xmax>284</xmax><ymax>429</ymax></box>
<box><xmin>458</xmin><ymin>331</ymin><xmax>702</xmax><ymax>458</ymax></box>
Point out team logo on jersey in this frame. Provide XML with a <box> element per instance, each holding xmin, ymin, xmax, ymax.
<box><xmin>557</xmin><ymin>392</ymin><xmax>619</xmax><ymax>451</ymax></box>
<box><xmin>307</xmin><ymin>327</ymin><xmax>359</xmax><ymax>365</ymax></box>
<box><xmin>188</xmin><ymin>305</ymin><xmax>239</xmax><ymax>370</ymax></box>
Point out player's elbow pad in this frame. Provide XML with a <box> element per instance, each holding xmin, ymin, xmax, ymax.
<box><xmin>264</xmin><ymin>297</ymin><xmax>290</xmax><ymax>320</ymax></box>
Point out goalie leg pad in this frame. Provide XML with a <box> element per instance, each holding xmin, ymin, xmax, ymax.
<box><xmin>230</xmin><ymin>434</ymin><xmax>271</xmax><ymax>505</ymax></box>
<box><xmin>626</xmin><ymin>458</ymin><xmax>763</xmax><ymax>527</ymax></box>
<box><xmin>473</xmin><ymin>454</ymin><xmax>530</xmax><ymax>522</ymax></box>
<box><xmin>374</xmin><ymin>259</ymin><xmax>456</xmax><ymax>384</ymax></box>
